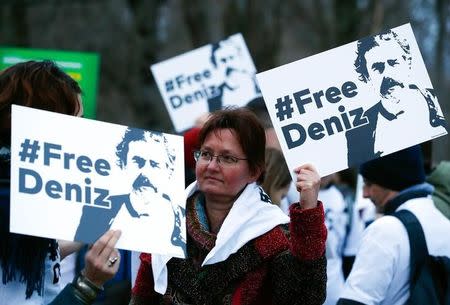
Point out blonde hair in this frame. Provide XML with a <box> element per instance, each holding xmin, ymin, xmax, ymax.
<box><xmin>261</xmin><ymin>148</ymin><xmax>291</xmax><ymax>205</ymax></box>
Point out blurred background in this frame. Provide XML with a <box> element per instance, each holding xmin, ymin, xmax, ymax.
<box><xmin>1</xmin><ymin>0</ymin><xmax>449</xmax><ymax>166</ymax></box>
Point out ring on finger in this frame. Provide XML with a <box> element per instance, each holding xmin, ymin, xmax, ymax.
<box><xmin>107</xmin><ymin>256</ymin><xmax>118</xmax><ymax>267</ymax></box>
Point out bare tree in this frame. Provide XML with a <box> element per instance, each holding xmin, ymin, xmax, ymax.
<box><xmin>222</xmin><ymin>0</ymin><xmax>283</xmax><ymax>71</ymax></box>
<box><xmin>1</xmin><ymin>1</ymin><xmax>449</xmax><ymax>161</ymax></box>
<box><xmin>181</xmin><ymin>0</ymin><xmax>211</xmax><ymax>47</ymax></box>
<box><xmin>0</xmin><ymin>1</ymin><xmax>29</xmax><ymax>46</ymax></box>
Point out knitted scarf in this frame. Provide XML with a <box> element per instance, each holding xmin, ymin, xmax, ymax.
<box><xmin>0</xmin><ymin>147</ymin><xmax>58</xmax><ymax>299</ymax></box>
<box><xmin>152</xmin><ymin>181</ymin><xmax>290</xmax><ymax>294</ymax></box>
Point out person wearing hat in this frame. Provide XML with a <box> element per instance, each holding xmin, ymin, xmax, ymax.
<box><xmin>337</xmin><ymin>145</ymin><xmax>450</xmax><ymax>305</ymax></box>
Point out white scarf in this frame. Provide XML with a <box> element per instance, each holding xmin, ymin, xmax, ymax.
<box><xmin>151</xmin><ymin>181</ymin><xmax>290</xmax><ymax>294</ymax></box>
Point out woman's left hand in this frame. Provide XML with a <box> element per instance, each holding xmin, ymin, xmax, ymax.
<box><xmin>83</xmin><ymin>230</ymin><xmax>122</xmax><ymax>287</ymax></box>
<box><xmin>294</xmin><ymin>164</ymin><xmax>320</xmax><ymax>209</ymax></box>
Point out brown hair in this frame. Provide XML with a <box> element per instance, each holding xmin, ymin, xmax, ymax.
<box><xmin>261</xmin><ymin>148</ymin><xmax>291</xmax><ymax>204</ymax></box>
<box><xmin>0</xmin><ymin>60</ymin><xmax>82</xmax><ymax>147</ymax></box>
<box><xmin>199</xmin><ymin>107</ymin><xmax>266</xmax><ymax>182</ymax></box>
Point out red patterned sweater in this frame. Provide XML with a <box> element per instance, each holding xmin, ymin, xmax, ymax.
<box><xmin>130</xmin><ymin>198</ymin><xmax>327</xmax><ymax>305</ymax></box>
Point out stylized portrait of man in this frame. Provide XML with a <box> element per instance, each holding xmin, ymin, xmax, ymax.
<box><xmin>345</xmin><ymin>29</ymin><xmax>447</xmax><ymax>167</ymax></box>
<box><xmin>207</xmin><ymin>37</ymin><xmax>260</xmax><ymax>112</ymax></box>
<box><xmin>75</xmin><ymin>128</ymin><xmax>185</xmax><ymax>253</ymax></box>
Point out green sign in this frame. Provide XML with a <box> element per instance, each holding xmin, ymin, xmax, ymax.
<box><xmin>0</xmin><ymin>47</ymin><xmax>100</xmax><ymax>119</ymax></box>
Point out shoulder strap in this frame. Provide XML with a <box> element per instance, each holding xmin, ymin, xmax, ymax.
<box><xmin>393</xmin><ymin>209</ymin><xmax>429</xmax><ymax>283</ymax></box>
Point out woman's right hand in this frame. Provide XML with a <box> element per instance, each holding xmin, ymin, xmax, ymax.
<box><xmin>82</xmin><ymin>230</ymin><xmax>122</xmax><ymax>287</ymax></box>
<box><xmin>294</xmin><ymin>163</ymin><xmax>321</xmax><ymax>210</ymax></box>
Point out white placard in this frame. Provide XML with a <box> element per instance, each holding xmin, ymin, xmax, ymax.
<box><xmin>256</xmin><ymin>23</ymin><xmax>448</xmax><ymax>177</ymax></box>
<box><xmin>151</xmin><ymin>33</ymin><xmax>261</xmax><ymax>132</ymax></box>
<box><xmin>10</xmin><ymin>105</ymin><xmax>186</xmax><ymax>257</ymax></box>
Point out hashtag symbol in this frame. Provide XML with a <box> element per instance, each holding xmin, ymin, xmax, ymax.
<box><xmin>18</xmin><ymin>139</ymin><xmax>40</xmax><ymax>163</ymax></box>
<box><xmin>165</xmin><ymin>80</ymin><xmax>174</xmax><ymax>92</ymax></box>
<box><xmin>275</xmin><ymin>95</ymin><xmax>294</xmax><ymax>121</ymax></box>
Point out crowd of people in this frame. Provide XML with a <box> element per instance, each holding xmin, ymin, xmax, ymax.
<box><xmin>0</xmin><ymin>56</ymin><xmax>449</xmax><ymax>305</ymax></box>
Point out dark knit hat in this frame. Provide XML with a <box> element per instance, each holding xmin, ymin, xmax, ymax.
<box><xmin>359</xmin><ymin>145</ymin><xmax>426</xmax><ymax>191</ymax></box>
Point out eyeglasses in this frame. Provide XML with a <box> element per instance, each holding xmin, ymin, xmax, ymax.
<box><xmin>193</xmin><ymin>150</ymin><xmax>247</xmax><ymax>166</ymax></box>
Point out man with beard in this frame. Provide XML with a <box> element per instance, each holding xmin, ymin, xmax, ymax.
<box><xmin>206</xmin><ymin>37</ymin><xmax>260</xmax><ymax>112</ymax></box>
<box><xmin>74</xmin><ymin>128</ymin><xmax>185</xmax><ymax>253</ymax></box>
<box><xmin>345</xmin><ymin>29</ymin><xmax>447</xmax><ymax>167</ymax></box>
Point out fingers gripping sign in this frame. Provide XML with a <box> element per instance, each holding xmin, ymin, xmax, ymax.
<box><xmin>294</xmin><ymin>164</ymin><xmax>320</xmax><ymax>210</ymax></box>
<box><xmin>83</xmin><ymin>230</ymin><xmax>122</xmax><ymax>288</ymax></box>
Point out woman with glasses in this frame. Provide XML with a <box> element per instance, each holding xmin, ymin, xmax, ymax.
<box><xmin>131</xmin><ymin>107</ymin><xmax>327</xmax><ymax>305</ymax></box>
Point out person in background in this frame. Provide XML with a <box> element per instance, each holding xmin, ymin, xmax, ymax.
<box><xmin>183</xmin><ymin>126</ymin><xmax>201</xmax><ymax>186</ymax></box>
<box><xmin>426</xmin><ymin>160</ymin><xmax>450</xmax><ymax>220</ymax></box>
<box><xmin>130</xmin><ymin>107</ymin><xmax>327</xmax><ymax>305</ymax></box>
<box><xmin>245</xmin><ymin>96</ymin><xmax>281</xmax><ymax>150</ymax></box>
<box><xmin>333</xmin><ymin>169</ymin><xmax>357</xmax><ymax>214</ymax></box>
<box><xmin>319</xmin><ymin>174</ymin><xmax>364</xmax><ymax>305</ymax></box>
<box><xmin>260</xmin><ymin>147</ymin><xmax>291</xmax><ymax>208</ymax></box>
<box><xmin>353</xmin><ymin>174</ymin><xmax>378</xmax><ymax>227</ymax></box>
<box><xmin>338</xmin><ymin>145</ymin><xmax>450</xmax><ymax>305</ymax></box>
<box><xmin>332</xmin><ymin>169</ymin><xmax>365</xmax><ymax>279</ymax></box>
<box><xmin>0</xmin><ymin>60</ymin><xmax>121</xmax><ymax>305</ymax></box>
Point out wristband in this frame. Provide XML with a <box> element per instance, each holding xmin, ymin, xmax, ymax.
<box><xmin>72</xmin><ymin>271</ymin><xmax>104</xmax><ymax>303</ymax></box>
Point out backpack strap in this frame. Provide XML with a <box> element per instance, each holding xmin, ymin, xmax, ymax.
<box><xmin>393</xmin><ymin>209</ymin><xmax>429</xmax><ymax>283</ymax></box>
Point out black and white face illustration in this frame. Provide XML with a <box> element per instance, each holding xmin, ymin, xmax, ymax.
<box><xmin>212</xmin><ymin>40</ymin><xmax>244</xmax><ymax>76</ymax></box>
<box><xmin>117</xmin><ymin>129</ymin><xmax>175</xmax><ymax>216</ymax></box>
<box><xmin>206</xmin><ymin>35</ymin><xmax>259</xmax><ymax>113</ymax></box>
<box><xmin>126</xmin><ymin>137</ymin><xmax>164</xmax><ymax>214</ymax></box>
<box><xmin>365</xmin><ymin>36</ymin><xmax>411</xmax><ymax>113</ymax></box>
<box><xmin>112</xmin><ymin>127</ymin><xmax>185</xmax><ymax>254</ymax></box>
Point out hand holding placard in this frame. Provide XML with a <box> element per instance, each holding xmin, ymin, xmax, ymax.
<box><xmin>294</xmin><ymin>164</ymin><xmax>320</xmax><ymax>210</ymax></box>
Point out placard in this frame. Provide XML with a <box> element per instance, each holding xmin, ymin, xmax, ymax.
<box><xmin>10</xmin><ymin>105</ymin><xmax>186</xmax><ymax>257</ymax></box>
<box><xmin>256</xmin><ymin>23</ymin><xmax>448</xmax><ymax>177</ymax></box>
<box><xmin>152</xmin><ymin>33</ymin><xmax>260</xmax><ymax>132</ymax></box>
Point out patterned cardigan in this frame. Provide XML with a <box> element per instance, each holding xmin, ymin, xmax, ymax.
<box><xmin>130</xmin><ymin>195</ymin><xmax>327</xmax><ymax>305</ymax></box>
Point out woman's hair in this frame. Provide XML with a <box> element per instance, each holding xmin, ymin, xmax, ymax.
<box><xmin>0</xmin><ymin>60</ymin><xmax>81</xmax><ymax>298</ymax></box>
<box><xmin>0</xmin><ymin>60</ymin><xmax>82</xmax><ymax>147</ymax></box>
<box><xmin>261</xmin><ymin>148</ymin><xmax>291</xmax><ymax>204</ymax></box>
<box><xmin>199</xmin><ymin>107</ymin><xmax>266</xmax><ymax>182</ymax></box>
